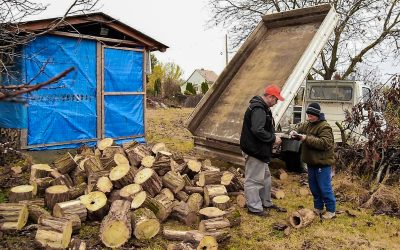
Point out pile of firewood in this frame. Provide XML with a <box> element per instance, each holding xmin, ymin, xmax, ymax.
<box><xmin>0</xmin><ymin>139</ymin><xmax>271</xmax><ymax>249</ymax></box>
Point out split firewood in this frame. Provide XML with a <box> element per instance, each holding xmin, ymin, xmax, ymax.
<box><xmin>141</xmin><ymin>155</ymin><xmax>155</xmax><ymax>168</ymax></box>
<box><xmin>30</xmin><ymin>164</ymin><xmax>53</xmax><ymax>180</ymax></box>
<box><xmin>187</xmin><ymin>193</ymin><xmax>204</xmax><ymax>213</ymax></box>
<box><xmin>51</xmin><ymin>174</ymin><xmax>74</xmax><ymax>188</ymax></box>
<box><xmin>87</xmin><ymin>170</ymin><xmax>110</xmax><ymax>193</ymax></box>
<box><xmin>273</xmin><ymin>169</ymin><xmax>288</xmax><ymax>180</ymax></box>
<box><xmin>114</xmin><ymin>153</ymin><xmax>129</xmax><ymax>165</ymax></box>
<box><xmin>97</xmin><ymin>138</ymin><xmax>114</xmax><ymax>151</ymax></box>
<box><xmin>183</xmin><ymin>159</ymin><xmax>201</xmax><ymax>179</ymax></box>
<box><xmin>8</xmin><ymin>185</ymin><xmax>35</xmax><ymax>203</ymax></box>
<box><xmin>31</xmin><ymin>177</ymin><xmax>53</xmax><ymax>196</ymax></box>
<box><xmin>53</xmin><ymin>152</ymin><xmax>77</xmax><ymax>174</ymax></box>
<box><xmin>69</xmin><ymin>183</ymin><xmax>87</xmax><ymax>200</ymax></box>
<box><xmin>160</xmin><ymin>188</ymin><xmax>175</xmax><ymax>201</ymax></box>
<box><xmin>153</xmin><ymin>151</ymin><xmax>173</xmax><ymax>176</ymax></box>
<box><xmin>124</xmin><ymin>143</ymin><xmax>151</xmax><ymax>167</ymax></box>
<box><xmin>35</xmin><ymin>214</ymin><xmax>73</xmax><ymax>249</ymax></box>
<box><xmin>212</xmin><ymin>195</ymin><xmax>231</xmax><ymax>210</ymax></box>
<box><xmin>45</xmin><ymin>185</ymin><xmax>70</xmax><ymax>210</ymax></box>
<box><xmin>203</xmin><ymin>185</ymin><xmax>228</xmax><ymax>207</ymax></box>
<box><xmin>289</xmin><ymin>208</ymin><xmax>316</xmax><ymax>229</ymax></box>
<box><xmin>271</xmin><ymin>188</ymin><xmax>285</xmax><ymax>199</ymax></box>
<box><xmin>144</xmin><ymin>192</ymin><xmax>174</xmax><ymax>222</ymax></box>
<box><xmin>184</xmin><ymin>186</ymin><xmax>203</xmax><ymax>194</ymax></box>
<box><xmin>68</xmin><ymin>238</ymin><xmax>87</xmax><ymax>250</ymax></box>
<box><xmin>130</xmin><ymin>190</ymin><xmax>147</xmax><ymax>209</ymax></box>
<box><xmin>109</xmin><ymin>164</ymin><xmax>136</xmax><ymax>189</ymax></box>
<box><xmin>80</xmin><ymin>191</ymin><xmax>109</xmax><ymax>221</ymax></box>
<box><xmin>83</xmin><ymin>156</ymin><xmax>103</xmax><ymax>176</ymax></box>
<box><xmin>119</xmin><ymin>183</ymin><xmax>142</xmax><ymax>201</ymax></box>
<box><xmin>131</xmin><ymin>208</ymin><xmax>160</xmax><ymax>239</ymax></box>
<box><xmin>171</xmin><ymin>201</ymin><xmax>199</xmax><ymax>227</ymax></box>
<box><xmin>198</xmin><ymin>207</ymin><xmax>226</xmax><ymax>219</ymax></box>
<box><xmin>100</xmin><ymin>200</ymin><xmax>131</xmax><ymax>248</ymax></box>
<box><xmin>199</xmin><ymin>216</ymin><xmax>230</xmax><ymax>233</ymax></box>
<box><xmin>176</xmin><ymin>191</ymin><xmax>189</xmax><ymax>202</ymax></box>
<box><xmin>151</xmin><ymin>142</ymin><xmax>167</xmax><ymax>155</ymax></box>
<box><xmin>198</xmin><ymin>171</ymin><xmax>223</xmax><ymax>187</ymax></box>
<box><xmin>221</xmin><ymin>170</ymin><xmax>244</xmax><ymax>192</ymax></box>
<box><xmin>162</xmin><ymin>171</ymin><xmax>185</xmax><ymax>194</ymax></box>
<box><xmin>0</xmin><ymin>203</ymin><xmax>29</xmax><ymax>230</ymax></box>
<box><xmin>53</xmin><ymin>200</ymin><xmax>87</xmax><ymax>222</ymax></box>
<box><xmin>134</xmin><ymin>168</ymin><xmax>162</xmax><ymax>197</ymax></box>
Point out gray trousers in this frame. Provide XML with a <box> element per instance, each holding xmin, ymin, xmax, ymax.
<box><xmin>244</xmin><ymin>155</ymin><xmax>273</xmax><ymax>212</ymax></box>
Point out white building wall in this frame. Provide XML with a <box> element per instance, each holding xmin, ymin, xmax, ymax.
<box><xmin>181</xmin><ymin>71</ymin><xmax>206</xmax><ymax>93</ymax></box>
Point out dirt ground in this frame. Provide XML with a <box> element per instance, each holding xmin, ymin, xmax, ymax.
<box><xmin>1</xmin><ymin>107</ymin><xmax>400</xmax><ymax>249</ymax></box>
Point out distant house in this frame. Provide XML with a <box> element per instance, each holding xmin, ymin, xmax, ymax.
<box><xmin>181</xmin><ymin>69</ymin><xmax>218</xmax><ymax>94</ymax></box>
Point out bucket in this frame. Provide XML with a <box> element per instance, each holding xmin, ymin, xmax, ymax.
<box><xmin>281</xmin><ymin>138</ymin><xmax>302</xmax><ymax>153</ymax></box>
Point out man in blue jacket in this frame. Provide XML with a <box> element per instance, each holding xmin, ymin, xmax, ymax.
<box><xmin>240</xmin><ymin>84</ymin><xmax>286</xmax><ymax>217</ymax></box>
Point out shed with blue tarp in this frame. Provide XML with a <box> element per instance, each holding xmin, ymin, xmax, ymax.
<box><xmin>0</xmin><ymin>12</ymin><xmax>168</xmax><ymax>150</ymax></box>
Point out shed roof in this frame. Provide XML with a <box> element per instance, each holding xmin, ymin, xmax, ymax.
<box><xmin>14</xmin><ymin>12</ymin><xmax>168</xmax><ymax>52</ymax></box>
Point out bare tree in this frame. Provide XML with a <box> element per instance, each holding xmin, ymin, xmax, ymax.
<box><xmin>207</xmin><ymin>0</ymin><xmax>400</xmax><ymax>80</ymax></box>
<box><xmin>0</xmin><ymin>0</ymin><xmax>99</xmax><ymax>100</ymax></box>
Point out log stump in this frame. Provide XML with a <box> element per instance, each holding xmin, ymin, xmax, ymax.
<box><xmin>8</xmin><ymin>185</ymin><xmax>35</xmax><ymax>202</ymax></box>
<box><xmin>45</xmin><ymin>185</ymin><xmax>70</xmax><ymax>210</ymax></box>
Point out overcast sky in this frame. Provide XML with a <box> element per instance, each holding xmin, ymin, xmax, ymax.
<box><xmin>31</xmin><ymin>0</ymin><xmax>228</xmax><ymax>80</ymax></box>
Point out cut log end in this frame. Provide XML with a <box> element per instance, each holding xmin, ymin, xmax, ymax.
<box><xmin>101</xmin><ymin>220</ymin><xmax>131</xmax><ymax>248</ymax></box>
<box><xmin>97</xmin><ymin>138</ymin><xmax>114</xmax><ymax>151</ymax></box>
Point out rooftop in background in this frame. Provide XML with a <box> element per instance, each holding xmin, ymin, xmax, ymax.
<box><xmin>186</xmin><ymin>69</ymin><xmax>218</xmax><ymax>83</ymax></box>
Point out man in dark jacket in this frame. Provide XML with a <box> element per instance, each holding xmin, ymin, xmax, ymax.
<box><xmin>290</xmin><ymin>102</ymin><xmax>336</xmax><ymax>219</ymax></box>
<box><xmin>240</xmin><ymin>84</ymin><xmax>286</xmax><ymax>217</ymax></box>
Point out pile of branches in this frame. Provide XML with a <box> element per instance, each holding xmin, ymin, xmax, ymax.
<box><xmin>336</xmin><ymin>75</ymin><xmax>400</xmax><ymax>186</ymax></box>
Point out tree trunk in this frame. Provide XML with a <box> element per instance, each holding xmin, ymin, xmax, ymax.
<box><xmin>109</xmin><ymin>164</ymin><xmax>136</xmax><ymax>189</ymax></box>
<box><xmin>212</xmin><ymin>195</ymin><xmax>231</xmax><ymax>210</ymax></box>
<box><xmin>183</xmin><ymin>159</ymin><xmax>201</xmax><ymax>179</ymax></box>
<box><xmin>0</xmin><ymin>203</ymin><xmax>29</xmax><ymax>230</ymax></box>
<box><xmin>131</xmin><ymin>208</ymin><xmax>160</xmax><ymax>239</ymax></box>
<box><xmin>171</xmin><ymin>201</ymin><xmax>199</xmax><ymax>227</ymax></box>
<box><xmin>203</xmin><ymin>185</ymin><xmax>227</xmax><ymax>207</ymax></box>
<box><xmin>53</xmin><ymin>152</ymin><xmax>77</xmax><ymax>174</ymax></box>
<box><xmin>53</xmin><ymin>199</ymin><xmax>87</xmax><ymax>222</ymax></box>
<box><xmin>134</xmin><ymin>168</ymin><xmax>162</xmax><ymax>197</ymax></box>
<box><xmin>79</xmin><ymin>191</ymin><xmax>109</xmax><ymax>221</ymax></box>
<box><xmin>162</xmin><ymin>171</ymin><xmax>185</xmax><ymax>194</ymax></box>
<box><xmin>45</xmin><ymin>185</ymin><xmax>70</xmax><ymax>210</ymax></box>
<box><xmin>289</xmin><ymin>208</ymin><xmax>316</xmax><ymax>229</ymax></box>
<box><xmin>100</xmin><ymin>200</ymin><xmax>131</xmax><ymax>248</ymax></box>
<box><xmin>35</xmin><ymin>215</ymin><xmax>73</xmax><ymax>249</ymax></box>
<box><xmin>8</xmin><ymin>185</ymin><xmax>35</xmax><ymax>202</ymax></box>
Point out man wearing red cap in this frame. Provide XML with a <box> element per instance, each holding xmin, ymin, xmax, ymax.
<box><xmin>240</xmin><ymin>84</ymin><xmax>286</xmax><ymax>217</ymax></box>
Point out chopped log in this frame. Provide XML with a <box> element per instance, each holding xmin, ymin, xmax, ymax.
<box><xmin>184</xmin><ymin>186</ymin><xmax>203</xmax><ymax>194</ymax></box>
<box><xmin>97</xmin><ymin>138</ymin><xmax>114</xmax><ymax>151</ymax></box>
<box><xmin>51</xmin><ymin>174</ymin><xmax>74</xmax><ymax>188</ymax></box>
<box><xmin>108</xmin><ymin>189</ymin><xmax>121</xmax><ymax>204</ymax></box>
<box><xmin>18</xmin><ymin>198</ymin><xmax>45</xmax><ymax>207</ymax></box>
<box><xmin>162</xmin><ymin>171</ymin><xmax>185</xmax><ymax>194</ymax></box>
<box><xmin>289</xmin><ymin>208</ymin><xmax>316</xmax><ymax>229</ymax></box>
<box><xmin>65</xmin><ymin>214</ymin><xmax>81</xmax><ymax>233</ymax></box>
<box><xmin>151</xmin><ymin>142</ymin><xmax>167</xmax><ymax>154</ymax></box>
<box><xmin>182</xmin><ymin>174</ymin><xmax>193</xmax><ymax>187</ymax></box>
<box><xmin>234</xmin><ymin>192</ymin><xmax>246</xmax><ymax>208</ymax></box>
<box><xmin>109</xmin><ymin>164</ymin><xmax>136</xmax><ymax>189</ymax></box>
<box><xmin>30</xmin><ymin>177</ymin><xmax>53</xmax><ymax>196</ymax></box>
<box><xmin>198</xmin><ymin>207</ymin><xmax>226</xmax><ymax>219</ymax></box>
<box><xmin>114</xmin><ymin>153</ymin><xmax>129</xmax><ymax>165</ymax></box>
<box><xmin>53</xmin><ymin>200</ymin><xmax>87</xmax><ymax>222</ymax></box>
<box><xmin>77</xmin><ymin>144</ymin><xmax>94</xmax><ymax>156</ymax></box>
<box><xmin>100</xmin><ymin>200</ymin><xmax>131</xmax><ymax>248</ymax></box>
<box><xmin>70</xmin><ymin>166</ymin><xmax>86</xmax><ymax>186</ymax></box>
<box><xmin>134</xmin><ymin>168</ymin><xmax>162</xmax><ymax>197</ymax></box>
<box><xmin>225</xmin><ymin>207</ymin><xmax>241</xmax><ymax>227</ymax></box>
<box><xmin>271</xmin><ymin>188</ymin><xmax>285</xmax><ymax>199</ymax></box>
<box><xmin>187</xmin><ymin>193</ymin><xmax>203</xmax><ymax>213</ymax></box>
<box><xmin>273</xmin><ymin>169</ymin><xmax>288</xmax><ymax>180</ymax></box>
<box><xmin>119</xmin><ymin>183</ymin><xmax>142</xmax><ymax>201</ymax></box>
<box><xmin>203</xmin><ymin>185</ymin><xmax>228</xmax><ymax>207</ymax></box>
<box><xmin>50</xmin><ymin>169</ymin><xmax>62</xmax><ymax>179</ymax></box>
<box><xmin>96</xmin><ymin>176</ymin><xmax>113</xmax><ymax>193</ymax></box>
<box><xmin>184</xmin><ymin>159</ymin><xmax>201</xmax><ymax>179</ymax></box>
<box><xmin>144</xmin><ymin>193</ymin><xmax>174</xmax><ymax>222</ymax></box>
<box><xmin>198</xmin><ymin>171</ymin><xmax>223</xmax><ymax>187</ymax></box>
<box><xmin>221</xmin><ymin>170</ymin><xmax>244</xmax><ymax>192</ymax></box>
<box><xmin>199</xmin><ymin>217</ymin><xmax>230</xmax><ymax>233</ymax></box>
<box><xmin>167</xmin><ymin>242</ymin><xmax>195</xmax><ymax>250</ymax></box>
<box><xmin>18</xmin><ymin>200</ymin><xmax>49</xmax><ymax>223</ymax></box>
<box><xmin>131</xmin><ymin>208</ymin><xmax>160</xmax><ymax>239</ymax></box>
<box><xmin>131</xmin><ymin>190</ymin><xmax>147</xmax><ymax>209</ymax></box>
<box><xmin>185</xmin><ymin>231</ymin><xmax>218</xmax><ymax>250</ymax></box>
<box><xmin>102</xmin><ymin>146</ymin><xmax>126</xmax><ymax>159</ymax></box>
<box><xmin>45</xmin><ymin>185</ymin><xmax>70</xmax><ymax>210</ymax></box>
<box><xmin>80</xmin><ymin>191</ymin><xmax>109</xmax><ymax>221</ymax></box>
<box><xmin>141</xmin><ymin>155</ymin><xmax>155</xmax><ymax>168</ymax></box>
<box><xmin>176</xmin><ymin>191</ymin><xmax>189</xmax><ymax>202</ymax></box>
<box><xmin>87</xmin><ymin>170</ymin><xmax>110</xmax><ymax>193</ymax></box>
<box><xmin>152</xmin><ymin>151</ymin><xmax>173</xmax><ymax>176</ymax></box>
<box><xmin>212</xmin><ymin>195</ymin><xmax>231</xmax><ymax>210</ymax></box>
<box><xmin>35</xmin><ymin>215</ymin><xmax>73</xmax><ymax>249</ymax></box>
<box><xmin>0</xmin><ymin>203</ymin><xmax>29</xmax><ymax>230</ymax></box>
<box><xmin>164</xmin><ymin>229</ymin><xmax>222</xmax><ymax>246</ymax></box>
<box><xmin>69</xmin><ymin>183</ymin><xmax>87</xmax><ymax>200</ymax></box>
<box><xmin>9</xmin><ymin>185</ymin><xmax>34</xmax><ymax>202</ymax></box>
<box><xmin>124</xmin><ymin>143</ymin><xmax>151</xmax><ymax>167</ymax></box>
<box><xmin>100</xmin><ymin>156</ymin><xmax>118</xmax><ymax>171</ymax></box>
<box><xmin>158</xmin><ymin>188</ymin><xmax>173</xmax><ymax>201</ymax></box>
<box><xmin>83</xmin><ymin>156</ymin><xmax>103</xmax><ymax>176</ymax></box>
<box><xmin>54</xmin><ymin>152</ymin><xmax>77</xmax><ymax>174</ymax></box>
<box><xmin>171</xmin><ymin>159</ymin><xmax>187</xmax><ymax>174</ymax></box>
<box><xmin>171</xmin><ymin>201</ymin><xmax>199</xmax><ymax>227</ymax></box>
<box><xmin>30</xmin><ymin>164</ymin><xmax>53</xmax><ymax>180</ymax></box>
<box><xmin>68</xmin><ymin>238</ymin><xmax>87</xmax><ymax>250</ymax></box>
<box><xmin>163</xmin><ymin>228</ymin><xmax>190</xmax><ymax>241</ymax></box>
<box><xmin>94</xmin><ymin>148</ymin><xmax>101</xmax><ymax>156</ymax></box>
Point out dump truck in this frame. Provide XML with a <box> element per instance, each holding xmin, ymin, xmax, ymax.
<box><xmin>186</xmin><ymin>4</ymin><xmax>339</xmax><ymax>166</ymax></box>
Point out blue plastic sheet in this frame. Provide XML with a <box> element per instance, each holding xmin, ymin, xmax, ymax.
<box><xmin>24</xmin><ymin>35</ymin><xmax>97</xmax><ymax>147</ymax></box>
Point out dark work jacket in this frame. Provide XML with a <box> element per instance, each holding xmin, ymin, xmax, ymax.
<box><xmin>240</xmin><ymin>96</ymin><xmax>276</xmax><ymax>163</ymax></box>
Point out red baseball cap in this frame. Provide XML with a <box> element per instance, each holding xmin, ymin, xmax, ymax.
<box><xmin>264</xmin><ymin>84</ymin><xmax>284</xmax><ymax>101</ymax></box>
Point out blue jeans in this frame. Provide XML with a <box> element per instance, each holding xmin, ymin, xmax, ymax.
<box><xmin>308</xmin><ymin>166</ymin><xmax>336</xmax><ymax>212</ymax></box>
